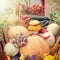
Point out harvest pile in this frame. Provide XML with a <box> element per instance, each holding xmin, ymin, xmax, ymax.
<box><xmin>0</xmin><ymin>14</ymin><xmax>59</xmax><ymax>60</ymax></box>
<box><xmin>0</xmin><ymin>1</ymin><xmax>60</xmax><ymax>60</ymax></box>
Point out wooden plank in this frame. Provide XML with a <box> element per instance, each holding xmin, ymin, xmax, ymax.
<box><xmin>0</xmin><ymin>28</ymin><xmax>8</xmax><ymax>60</ymax></box>
<box><xmin>2</xmin><ymin>28</ymin><xmax>8</xmax><ymax>43</ymax></box>
<box><xmin>0</xmin><ymin>43</ymin><xmax>4</xmax><ymax>60</ymax></box>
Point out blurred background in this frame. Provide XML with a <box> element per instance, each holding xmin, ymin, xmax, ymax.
<box><xmin>45</xmin><ymin>0</ymin><xmax>60</xmax><ymax>17</ymax></box>
<box><xmin>0</xmin><ymin>0</ymin><xmax>60</xmax><ymax>16</ymax></box>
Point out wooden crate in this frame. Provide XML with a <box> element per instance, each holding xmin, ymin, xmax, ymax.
<box><xmin>0</xmin><ymin>28</ymin><xmax>8</xmax><ymax>60</ymax></box>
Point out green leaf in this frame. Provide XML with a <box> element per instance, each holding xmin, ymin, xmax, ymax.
<box><xmin>50</xmin><ymin>10</ymin><xmax>56</xmax><ymax>17</ymax></box>
<box><xmin>50</xmin><ymin>10</ymin><xmax>59</xmax><ymax>24</ymax></box>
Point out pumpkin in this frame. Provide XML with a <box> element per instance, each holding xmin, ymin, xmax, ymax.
<box><xmin>28</xmin><ymin>25</ymin><xmax>41</xmax><ymax>31</ymax></box>
<box><xmin>39</xmin><ymin>32</ymin><xmax>55</xmax><ymax>47</ymax></box>
<box><xmin>20</xmin><ymin>35</ymin><xmax>50</xmax><ymax>57</ymax></box>
<box><xmin>4</xmin><ymin>42</ymin><xmax>19</xmax><ymax>56</ymax></box>
<box><xmin>43</xmin><ymin>32</ymin><xmax>55</xmax><ymax>47</ymax></box>
<box><xmin>8</xmin><ymin>26</ymin><xmax>31</xmax><ymax>39</ymax></box>
<box><xmin>47</xmin><ymin>23</ymin><xmax>59</xmax><ymax>35</ymax></box>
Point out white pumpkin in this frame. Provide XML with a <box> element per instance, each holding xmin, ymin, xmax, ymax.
<box><xmin>4</xmin><ymin>42</ymin><xmax>19</xmax><ymax>56</ymax></box>
<box><xmin>47</xmin><ymin>23</ymin><xmax>59</xmax><ymax>35</ymax></box>
<box><xmin>42</xmin><ymin>32</ymin><xmax>55</xmax><ymax>47</ymax></box>
<box><xmin>7</xmin><ymin>14</ymin><xmax>19</xmax><ymax>25</ymax></box>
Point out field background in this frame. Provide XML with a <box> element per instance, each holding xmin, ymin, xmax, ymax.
<box><xmin>45</xmin><ymin>0</ymin><xmax>60</xmax><ymax>17</ymax></box>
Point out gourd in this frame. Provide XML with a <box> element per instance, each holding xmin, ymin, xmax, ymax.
<box><xmin>8</xmin><ymin>26</ymin><xmax>30</xmax><ymax>39</ymax></box>
<box><xmin>47</xmin><ymin>23</ymin><xmax>59</xmax><ymax>35</ymax></box>
<box><xmin>20</xmin><ymin>35</ymin><xmax>50</xmax><ymax>57</ymax></box>
<box><xmin>4</xmin><ymin>42</ymin><xmax>19</xmax><ymax>56</ymax></box>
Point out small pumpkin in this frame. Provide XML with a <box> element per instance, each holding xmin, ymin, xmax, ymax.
<box><xmin>8</xmin><ymin>26</ymin><xmax>31</xmax><ymax>39</ymax></box>
<box><xmin>20</xmin><ymin>35</ymin><xmax>50</xmax><ymax>57</ymax></box>
<box><xmin>4</xmin><ymin>42</ymin><xmax>19</xmax><ymax>56</ymax></box>
<box><xmin>47</xmin><ymin>23</ymin><xmax>59</xmax><ymax>35</ymax></box>
<box><xmin>38</xmin><ymin>32</ymin><xmax>55</xmax><ymax>47</ymax></box>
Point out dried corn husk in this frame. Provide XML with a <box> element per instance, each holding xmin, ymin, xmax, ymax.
<box><xmin>56</xmin><ymin>49</ymin><xmax>60</xmax><ymax>60</ymax></box>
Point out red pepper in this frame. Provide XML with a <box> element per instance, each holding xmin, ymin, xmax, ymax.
<box><xmin>38</xmin><ymin>34</ymin><xmax>50</xmax><ymax>39</ymax></box>
<box><xmin>20</xmin><ymin>15</ymin><xmax>31</xmax><ymax>20</ymax></box>
<box><xmin>22</xmin><ymin>16</ymin><xmax>28</xmax><ymax>20</ymax></box>
<box><xmin>39</xmin><ymin>28</ymin><xmax>48</xmax><ymax>33</ymax></box>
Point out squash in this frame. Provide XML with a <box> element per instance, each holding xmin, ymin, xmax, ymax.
<box><xmin>47</xmin><ymin>23</ymin><xmax>59</xmax><ymax>35</ymax></box>
<box><xmin>20</xmin><ymin>35</ymin><xmax>50</xmax><ymax>57</ymax></box>
<box><xmin>39</xmin><ymin>32</ymin><xmax>55</xmax><ymax>47</ymax></box>
<box><xmin>8</xmin><ymin>26</ymin><xmax>31</xmax><ymax>39</ymax></box>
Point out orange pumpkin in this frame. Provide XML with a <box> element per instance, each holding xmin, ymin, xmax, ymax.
<box><xmin>20</xmin><ymin>35</ymin><xmax>50</xmax><ymax>57</ymax></box>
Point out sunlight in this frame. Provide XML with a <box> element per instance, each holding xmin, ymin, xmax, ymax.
<box><xmin>0</xmin><ymin>0</ymin><xmax>17</xmax><ymax>14</ymax></box>
<box><xmin>0</xmin><ymin>0</ymin><xmax>7</xmax><ymax>13</ymax></box>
